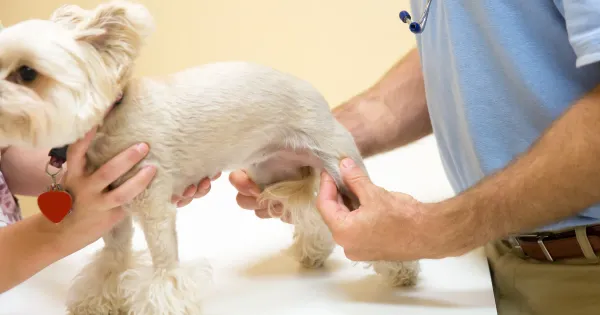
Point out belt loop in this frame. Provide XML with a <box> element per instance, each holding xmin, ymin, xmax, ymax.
<box><xmin>575</xmin><ymin>226</ymin><xmax>599</xmax><ymax>261</ymax></box>
<box><xmin>537</xmin><ymin>234</ymin><xmax>554</xmax><ymax>262</ymax></box>
<box><xmin>507</xmin><ymin>235</ymin><xmax>527</xmax><ymax>258</ymax></box>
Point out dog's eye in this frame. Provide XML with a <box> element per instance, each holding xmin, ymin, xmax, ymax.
<box><xmin>18</xmin><ymin>66</ymin><xmax>37</xmax><ymax>82</ymax></box>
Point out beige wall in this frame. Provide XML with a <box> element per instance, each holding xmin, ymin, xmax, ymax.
<box><xmin>0</xmin><ymin>0</ymin><xmax>416</xmax><ymax>216</ymax></box>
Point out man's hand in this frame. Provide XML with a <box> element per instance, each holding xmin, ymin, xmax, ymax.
<box><xmin>316</xmin><ymin>158</ymin><xmax>471</xmax><ymax>262</ymax></box>
<box><xmin>172</xmin><ymin>172</ymin><xmax>221</xmax><ymax>207</ymax></box>
<box><xmin>229</xmin><ymin>170</ymin><xmax>291</xmax><ymax>223</ymax></box>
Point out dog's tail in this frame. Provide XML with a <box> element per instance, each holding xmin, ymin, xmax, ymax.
<box><xmin>258</xmin><ymin>166</ymin><xmax>319</xmax><ymax>224</ymax></box>
<box><xmin>258</xmin><ymin>166</ymin><xmax>336</xmax><ymax>266</ymax></box>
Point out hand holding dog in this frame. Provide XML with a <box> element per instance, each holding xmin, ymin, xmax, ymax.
<box><xmin>229</xmin><ymin>170</ymin><xmax>290</xmax><ymax>223</ymax></box>
<box><xmin>53</xmin><ymin>128</ymin><xmax>156</xmax><ymax>253</ymax></box>
<box><xmin>317</xmin><ymin>158</ymin><xmax>474</xmax><ymax>261</ymax></box>
<box><xmin>316</xmin><ymin>158</ymin><xmax>437</xmax><ymax>261</ymax></box>
<box><xmin>55</xmin><ymin>128</ymin><xmax>217</xmax><ymax>254</ymax></box>
<box><xmin>172</xmin><ymin>172</ymin><xmax>221</xmax><ymax>207</ymax></box>
<box><xmin>231</xmin><ymin>158</ymin><xmax>469</xmax><ymax>261</ymax></box>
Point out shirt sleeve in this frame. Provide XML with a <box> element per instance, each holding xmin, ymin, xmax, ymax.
<box><xmin>554</xmin><ymin>0</ymin><xmax>600</xmax><ymax>68</ymax></box>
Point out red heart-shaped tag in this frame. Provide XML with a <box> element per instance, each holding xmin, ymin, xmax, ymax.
<box><xmin>37</xmin><ymin>190</ymin><xmax>72</xmax><ymax>223</ymax></box>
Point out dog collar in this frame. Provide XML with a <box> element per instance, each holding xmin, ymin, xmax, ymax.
<box><xmin>48</xmin><ymin>92</ymin><xmax>124</xmax><ymax>169</ymax></box>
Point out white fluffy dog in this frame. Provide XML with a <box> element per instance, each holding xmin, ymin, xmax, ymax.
<box><xmin>0</xmin><ymin>1</ymin><xmax>419</xmax><ymax>314</ymax></box>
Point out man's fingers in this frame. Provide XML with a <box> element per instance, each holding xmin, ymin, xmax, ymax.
<box><xmin>65</xmin><ymin>127</ymin><xmax>97</xmax><ymax>176</ymax></box>
<box><xmin>254</xmin><ymin>205</ymin><xmax>284</xmax><ymax>219</ymax></box>
<box><xmin>103</xmin><ymin>165</ymin><xmax>157</xmax><ymax>209</ymax></box>
<box><xmin>181</xmin><ymin>184</ymin><xmax>197</xmax><ymax>198</ymax></box>
<box><xmin>195</xmin><ymin>178</ymin><xmax>212</xmax><ymax>197</ymax></box>
<box><xmin>229</xmin><ymin>170</ymin><xmax>260</xmax><ymax>197</ymax></box>
<box><xmin>254</xmin><ymin>208</ymin><xmax>272</xmax><ymax>219</ymax></box>
<box><xmin>343</xmin><ymin>248</ymin><xmax>361</xmax><ymax>261</ymax></box>
<box><xmin>316</xmin><ymin>171</ymin><xmax>351</xmax><ymax>231</ymax></box>
<box><xmin>177</xmin><ymin>197</ymin><xmax>193</xmax><ymax>208</ymax></box>
<box><xmin>281</xmin><ymin>211</ymin><xmax>292</xmax><ymax>223</ymax></box>
<box><xmin>339</xmin><ymin>158</ymin><xmax>375</xmax><ymax>201</ymax></box>
<box><xmin>90</xmin><ymin>143</ymin><xmax>150</xmax><ymax>191</ymax></box>
<box><xmin>343</xmin><ymin>248</ymin><xmax>382</xmax><ymax>262</ymax></box>
<box><xmin>236</xmin><ymin>193</ymin><xmax>260</xmax><ymax>210</ymax></box>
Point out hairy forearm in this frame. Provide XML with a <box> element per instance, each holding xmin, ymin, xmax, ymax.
<box><xmin>333</xmin><ymin>48</ymin><xmax>431</xmax><ymax>157</ymax></box>
<box><xmin>1</xmin><ymin>146</ymin><xmax>54</xmax><ymax>196</ymax></box>
<box><xmin>0</xmin><ymin>214</ymin><xmax>66</xmax><ymax>293</ymax></box>
<box><xmin>438</xmin><ymin>84</ymin><xmax>600</xmax><ymax>250</ymax></box>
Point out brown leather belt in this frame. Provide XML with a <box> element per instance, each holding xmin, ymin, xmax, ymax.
<box><xmin>503</xmin><ymin>225</ymin><xmax>600</xmax><ymax>261</ymax></box>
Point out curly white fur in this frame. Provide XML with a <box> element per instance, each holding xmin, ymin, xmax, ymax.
<box><xmin>66</xmin><ymin>249</ymin><xmax>147</xmax><ymax>314</ymax></box>
<box><xmin>370</xmin><ymin>261</ymin><xmax>421</xmax><ymax>287</ymax></box>
<box><xmin>0</xmin><ymin>1</ymin><xmax>420</xmax><ymax>314</ymax></box>
<box><xmin>120</xmin><ymin>261</ymin><xmax>212</xmax><ymax>315</ymax></box>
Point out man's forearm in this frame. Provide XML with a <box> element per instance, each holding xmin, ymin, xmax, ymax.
<box><xmin>0</xmin><ymin>214</ymin><xmax>65</xmax><ymax>293</ymax></box>
<box><xmin>438</xmin><ymin>84</ymin><xmax>600</xmax><ymax>250</ymax></box>
<box><xmin>1</xmin><ymin>146</ymin><xmax>54</xmax><ymax>196</ymax></box>
<box><xmin>333</xmin><ymin>48</ymin><xmax>431</xmax><ymax>157</ymax></box>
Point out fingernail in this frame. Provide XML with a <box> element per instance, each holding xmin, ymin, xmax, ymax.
<box><xmin>341</xmin><ymin>158</ymin><xmax>356</xmax><ymax>169</ymax></box>
<box><xmin>200</xmin><ymin>179</ymin><xmax>210</xmax><ymax>190</ymax></box>
<box><xmin>136</xmin><ymin>143</ymin><xmax>149</xmax><ymax>153</ymax></box>
<box><xmin>142</xmin><ymin>165</ymin><xmax>156</xmax><ymax>173</ymax></box>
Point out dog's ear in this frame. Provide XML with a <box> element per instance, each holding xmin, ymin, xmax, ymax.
<box><xmin>63</xmin><ymin>1</ymin><xmax>154</xmax><ymax>81</ymax></box>
<box><xmin>73</xmin><ymin>0</ymin><xmax>154</xmax><ymax>46</ymax></box>
<box><xmin>50</xmin><ymin>4</ymin><xmax>89</xmax><ymax>30</ymax></box>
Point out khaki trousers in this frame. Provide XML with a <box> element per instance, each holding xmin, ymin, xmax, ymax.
<box><xmin>486</xmin><ymin>231</ymin><xmax>600</xmax><ymax>315</ymax></box>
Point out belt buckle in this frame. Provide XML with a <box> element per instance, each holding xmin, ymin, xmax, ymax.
<box><xmin>508</xmin><ymin>233</ymin><xmax>554</xmax><ymax>262</ymax></box>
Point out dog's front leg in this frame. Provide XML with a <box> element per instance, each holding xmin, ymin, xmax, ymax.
<box><xmin>66</xmin><ymin>215</ymin><xmax>138</xmax><ymax>315</ymax></box>
<box><xmin>120</xmin><ymin>190</ymin><xmax>210</xmax><ymax>315</ymax></box>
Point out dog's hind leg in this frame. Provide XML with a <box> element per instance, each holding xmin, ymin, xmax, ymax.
<box><xmin>309</xmin><ymin>120</ymin><xmax>421</xmax><ymax>286</ymax></box>
<box><xmin>250</xmin><ymin>162</ymin><xmax>335</xmax><ymax>269</ymax></box>
<box><xmin>66</xmin><ymin>215</ymin><xmax>138</xmax><ymax>315</ymax></box>
<box><xmin>246</xmin><ymin>121</ymin><xmax>363</xmax><ymax>269</ymax></box>
<box><xmin>120</xmin><ymin>186</ymin><xmax>210</xmax><ymax>315</ymax></box>
<box><xmin>245</xmin><ymin>121</ymin><xmax>374</xmax><ymax>269</ymax></box>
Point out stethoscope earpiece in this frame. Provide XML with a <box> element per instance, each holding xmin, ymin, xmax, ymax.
<box><xmin>399</xmin><ymin>11</ymin><xmax>421</xmax><ymax>33</ymax></box>
<box><xmin>399</xmin><ymin>0</ymin><xmax>432</xmax><ymax>34</ymax></box>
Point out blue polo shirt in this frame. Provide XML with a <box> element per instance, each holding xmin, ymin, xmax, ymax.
<box><xmin>408</xmin><ymin>0</ymin><xmax>600</xmax><ymax>231</ymax></box>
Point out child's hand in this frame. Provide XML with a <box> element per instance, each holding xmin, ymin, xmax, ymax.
<box><xmin>54</xmin><ymin>128</ymin><xmax>156</xmax><ymax>254</ymax></box>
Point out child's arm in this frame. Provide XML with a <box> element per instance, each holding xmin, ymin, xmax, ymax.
<box><xmin>0</xmin><ymin>213</ymin><xmax>78</xmax><ymax>293</ymax></box>
<box><xmin>0</xmin><ymin>145</ymin><xmax>217</xmax><ymax>204</ymax></box>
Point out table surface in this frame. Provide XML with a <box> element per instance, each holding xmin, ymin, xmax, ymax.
<box><xmin>0</xmin><ymin>136</ymin><xmax>498</xmax><ymax>315</ymax></box>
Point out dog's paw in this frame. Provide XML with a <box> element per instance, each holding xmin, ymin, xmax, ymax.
<box><xmin>288</xmin><ymin>232</ymin><xmax>335</xmax><ymax>269</ymax></box>
<box><xmin>370</xmin><ymin>260</ymin><xmax>420</xmax><ymax>287</ymax></box>
<box><xmin>66</xmin><ymin>250</ymin><xmax>147</xmax><ymax>315</ymax></box>
<box><xmin>120</xmin><ymin>260</ymin><xmax>212</xmax><ymax>315</ymax></box>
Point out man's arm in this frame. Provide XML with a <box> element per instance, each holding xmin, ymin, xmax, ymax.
<box><xmin>439</xmin><ymin>84</ymin><xmax>600</xmax><ymax>249</ymax></box>
<box><xmin>332</xmin><ymin>48</ymin><xmax>432</xmax><ymax>158</ymax></box>
<box><xmin>231</xmin><ymin>48</ymin><xmax>431</xmax><ymax>220</ymax></box>
<box><xmin>1</xmin><ymin>146</ymin><xmax>53</xmax><ymax>196</ymax></box>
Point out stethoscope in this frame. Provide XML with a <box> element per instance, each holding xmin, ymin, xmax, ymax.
<box><xmin>399</xmin><ymin>0</ymin><xmax>432</xmax><ymax>34</ymax></box>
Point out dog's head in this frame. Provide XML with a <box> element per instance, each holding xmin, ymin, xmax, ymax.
<box><xmin>0</xmin><ymin>0</ymin><xmax>153</xmax><ymax>149</ymax></box>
